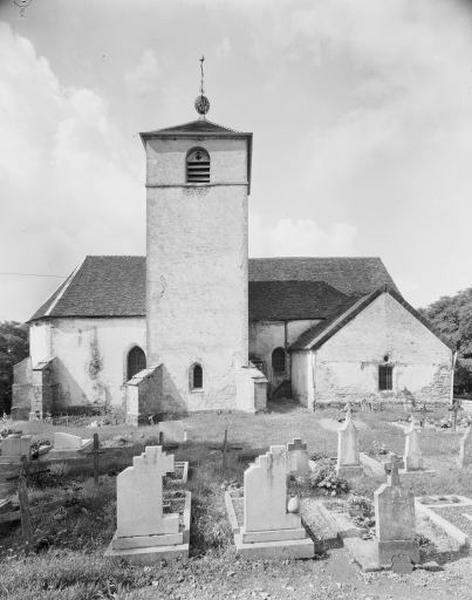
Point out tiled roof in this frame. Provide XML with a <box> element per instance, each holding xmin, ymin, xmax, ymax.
<box><xmin>29</xmin><ymin>255</ymin><xmax>397</xmax><ymax>323</ymax></box>
<box><xmin>289</xmin><ymin>286</ymin><xmax>454</xmax><ymax>351</ymax></box>
<box><xmin>29</xmin><ymin>256</ymin><xmax>146</xmax><ymax>321</ymax></box>
<box><xmin>249</xmin><ymin>257</ymin><xmax>398</xmax><ymax>296</ymax></box>
<box><xmin>249</xmin><ymin>280</ymin><xmax>351</xmax><ymax>321</ymax></box>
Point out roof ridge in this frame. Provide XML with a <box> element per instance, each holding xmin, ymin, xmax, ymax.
<box><xmin>250</xmin><ymin>256</ymin><xmax>383</xmax><ymax>260</ymax></box>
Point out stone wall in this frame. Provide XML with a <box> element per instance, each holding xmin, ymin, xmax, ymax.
<box><xmin>11</xmin><ymin>357</ymin><xmax>33</xmax><ymax>419</ymax></box>
<box><xmin>249</xmin><ymin>319</ymin><xmax>320</xmax><ymax>391</ymax></box>
<box><xmin>31</xmin><ymin>359</ymin><xmax>56</xmax><ymax>418</ymax></box>
<box><xmin>290</xmin><ymin>351</ymin><xmax>313</xmax><ymax>408</ymax></box>
<box><xmin>145</xmin><ymin>136</ymin><xmax>249</xmax><ymax>412</ymax></box>
<box><xmin>298</xmin><ymin>292</ymin><xmax>452</xmax><ymax>406</ymax></box>
<box><xmin>125</xmin><ymin>365</ymin><xmax>163</xmax><ymax>425</ymax></box>
<box><xmin>27</xmin><ymin>317</ymin><xmax>146</xmax><ymax>410</ymax></box>
<box><xmin>235</xmin><ymin>365</ymin><xmax>268</xmax><ymax>413</ymax></box>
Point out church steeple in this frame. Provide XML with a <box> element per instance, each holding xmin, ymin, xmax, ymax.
<box><xmin>194</xmin><ymin>56</ymin><xmax>210</xmax><ymax>118</ymax></box>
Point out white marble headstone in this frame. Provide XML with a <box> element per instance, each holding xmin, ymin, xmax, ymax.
<box><xmin>116</xmin><ymin>445</ymin><xmax>179</xmax><ymax>538</ymax></box>
<box><xmin>244</xmin><ymin>445</ymin><xmax>300</xmax><ymax>533</ymax></box>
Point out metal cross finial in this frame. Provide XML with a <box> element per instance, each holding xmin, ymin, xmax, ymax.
<box><xmin>194</xmin><ymin>56</ymin><xmax>210</xmax><ymax>117</ymax></box>
<box><xmin>200</xmin><ymin>55</ymin><xmax>205</xmax><ymax>95</ymax></box>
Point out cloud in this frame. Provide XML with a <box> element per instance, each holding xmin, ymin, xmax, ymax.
<box><xmin>215</xmin><ymin>38</ymin><xmax>232</xmax><ymax>59</ymax></box>
<box><xmin>125</xmin><ymin>49</ymin><xmax>161</xmax><ymax>95</ymax></box>
<box><xmin>249</xmin><ymin>215</ymin><xmax>356</xmax><ymax>257</ymax></box>
<box><xmin>0</xmin><ymin>23</ymin><xmax>144</xmax><ymax>321</ymax></box>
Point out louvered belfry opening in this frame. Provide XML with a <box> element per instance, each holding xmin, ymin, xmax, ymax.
<box><xmin>186</xmin><ymin>147</ymin><xmax>210</xmax><ymax>183</ymax></box>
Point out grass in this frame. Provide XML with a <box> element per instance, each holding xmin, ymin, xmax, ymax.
<box><xmin>1</xmin><ymin>402</ymin><xmax>471</xmax><ymax>599</ymax></box>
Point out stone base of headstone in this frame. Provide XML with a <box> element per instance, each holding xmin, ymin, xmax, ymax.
<box><xmin>105</xmin><ymin>491</ymin><xmax>191</xmax><ymax>564</ymax></box>
<box><xmin>378</xmin><ymin>539</ymin><xmax>419</xmax><ymax>567</ymax></box>
<box><xmin>344</xmin><ymin>537</ymin><xmax>419</xmax><ymax>572</ymax></box>
<box><xmin>336</xmin><ymin>464</ymin><xmax>364</xmax><ymax>478</ymax></box>
<box><xmin>399</xmin><ymin>467</ymin><xmax>436</xmax><ymax>478</ymax></box>
<box><xmin>224</xmin><ymin>491</ymin><xmax>314</xmax><ymax>559</ymax></box>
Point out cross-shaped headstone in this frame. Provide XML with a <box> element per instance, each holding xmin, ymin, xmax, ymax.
<box><xmin>345</xmin><ymin>401</ymin><xmax>352</xmax><ymax>419</ymax></box>
<box><xmin>449</xmin><ymin>399</ymin><xmax>462</xmax><ymax>432</ymax></box>
<box><xmin>116</xmin><ymin>446</ymin><xmax>179</xmax><ymax>538</ymax></box>
<box><xmin>384</xmin><ymin>453</ymin><xmax>402</xmax><ymax>486</ymax></box>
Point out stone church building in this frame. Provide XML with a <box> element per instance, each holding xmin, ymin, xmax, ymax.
<box><xmin>12</xmin><ymin>98</ymin><xmax>454</xmax><ymax>420</ymax></box>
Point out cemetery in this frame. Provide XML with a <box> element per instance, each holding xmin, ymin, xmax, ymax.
<box><xmin>1</xmin><ymin>402</ymin><xmax>472</xmax><ymax>599</ymax></box>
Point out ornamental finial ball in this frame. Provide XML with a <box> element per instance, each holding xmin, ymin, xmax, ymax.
<box><xmin>195</xmin><ymin>94</ymin><xmax>210</xmax><ymax>116</ymax></box>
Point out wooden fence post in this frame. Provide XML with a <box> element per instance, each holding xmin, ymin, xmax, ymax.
<box><xmin>222</xmin><ymin>428</ymin><xmax>228</xmax><ymax>473</ymax></box>
<box><xmin>18</xmin><ymin>456</ymin><xmax>32</xmax><ymax>553</ymax></box>
<box><xmin>93</xmin><ymin>433</ymin><xmax>100</xmax><ymax>486</ymax></box>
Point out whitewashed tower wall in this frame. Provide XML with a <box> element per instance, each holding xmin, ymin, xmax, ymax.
<box><xmin>142</xmin><ymin>129</ymin><xmax>251</xmax><ymax>411</ymax></box>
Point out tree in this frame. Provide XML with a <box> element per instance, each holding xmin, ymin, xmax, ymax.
<box><xmin>420</xmin><ymin>287</ymin><xmax>472</xmax><ymax>396</ymax></box>
<box><xmin>0</xmin><ymin>321</ymin><xmax>29</xmax><ymax>414</ymax></box>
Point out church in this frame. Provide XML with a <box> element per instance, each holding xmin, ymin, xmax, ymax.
<box><xmin>12</xmin><ymin>85</ymin><xmax>454</xmax><ymax>421</ymax></box>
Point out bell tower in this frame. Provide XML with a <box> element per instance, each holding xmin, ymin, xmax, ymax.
<box><xmin>140</xmin><ymin>59</ymin><xmax>252</xmax><ymax>412</ymax></box>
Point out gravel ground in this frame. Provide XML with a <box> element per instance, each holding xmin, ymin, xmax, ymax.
<box><xmin>121</xmin><ymin>548</ymin><xmax>472</xmax><ymax>600</ymax></box>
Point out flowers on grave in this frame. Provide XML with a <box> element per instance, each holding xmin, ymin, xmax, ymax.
<box><xmin>308</xmin><ymin>458</ymin><xmax>350</xmax><ymax>496</ymax></box>
<box><xmin>347</xmin><ymin>494</ymin><xmax>375</xmax><ymax>531</ymax></box>
<box><xmin>366</xmin><ymin>440</ymin><xmax>389</xmax><ymax>458</ymax></box>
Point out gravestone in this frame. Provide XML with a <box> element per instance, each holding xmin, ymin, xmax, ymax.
<box><xmin>0</xmin><ymin>434</ymin><xmax>32</xmax><ymax>460</ymax></box>
<box><xmin>286</xmin><ymin>438</ymin><xmax>309</xmax><ymax>475</ymax></box>
<box><xmin>52</xmin><ymin>432</ymin><xmax>92</xmax><ymax>453</ymax></box>
<box><xmin>374</xmin><ymin>454</ymin><xmax>419</xmax><ymax>568</ymax></box>
<box><xmin>336</xmin><ymin>412</ymin><xmax>363</xmax><ymax>478</ymax></box>
<box><xmin>404</xmin><ymin>422</ymin><xmax>424</xmax><ymax>471</ymax></box>
<box><xmin>225</xmin><ymin>445</ymin><xmax>314</xmax><ymax>558</ymax></box>
<box><xmin>457</xmin><ymin>426</ymin><xmax>472</xmax><ymax>468</ymax></box>
<box><xmin>157</xmin><ymin>420</ymin><xmax>187</xmax><ymax>445</ymax></box>
<box><xmin>106</xmin><ymin>445</ymin><xmax>190</xmax><ymax>562</ymax></box>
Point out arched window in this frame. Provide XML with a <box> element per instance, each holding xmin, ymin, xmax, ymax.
<box><xmin>379</xmin><ymin>364</ymin><xmax>393</xmax><ymax>391</ymax></box>
<box><xmin>186</xmin><ymin>147</ymin><xmax>210</xmax><ymax>183</ymax></box>
<box><xmin>272</xmin><ymin>347</ymin><xmax>286</xmax><ymax>373</ymax></box>
<box><xmin>127</xmin><ymin>346</ymin><xmax>146</xmax><ymax>381</ymax></box>
<box><xmin>191</xmin><ymin>363</ymin><xmax>203</xmax><ymax>390</ymax></box>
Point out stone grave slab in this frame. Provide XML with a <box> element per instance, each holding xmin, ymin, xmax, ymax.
<box><xmin>50</xmin><ymin>432</ymin><xmax>92</xmax><ymax>456</ymax></box>
<box><xmin>225</xmin><ymin>445</ymin><xmax>314</xmax><ymax>559</ymax></box>
<box><xmin>157</xmin><ymin>421</ymin><xmax>187</xmax><ymax>445</ymax></box>
<box><xmin>105</xmin><ymin>446</ymin><xmax>190</xmax><ymax>563</ymax></box>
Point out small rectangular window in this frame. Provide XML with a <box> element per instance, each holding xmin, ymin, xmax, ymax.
<box><xmin>379</xmin><ymin>365</ymin><xmax>393</xmax><ymax>391</ymax></box>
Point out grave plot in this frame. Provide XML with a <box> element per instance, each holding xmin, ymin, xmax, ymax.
<box><xmin>164</xmin><ymin>461</ymin><xmax>189</xmax><ymax>485</ymax></box>
<box><xmin>105</xmin><ymin>445</ymin><xmax>191</xmax><ymax>564</ymax></box>
<box><xmin>416</xmin><ymin>495</ymin><xmax>472</xmax><ymax>550</ymax></box>
<box><xmin>225</xmin><ymin>445</ymin><xmax>314</xmax><ymax>559</ymax></box>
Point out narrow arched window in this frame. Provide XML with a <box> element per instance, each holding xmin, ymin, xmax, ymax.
<box><xmin>127</xmin><ymin>346</ymin><xmax>146</xmax><ymax>380</ymax></box>
<box><xmin>272</xmin><ymin>347</ymin><xmax>286</xmax><ymax>373</ymax></box>
<box><xmin>191</xmin><ymin>363</ymin><xmax>203</xmax><ymax>390</ymax></box>
<box><xmin>379</xmin><ymin>364</ymin><xmax>393</xmax><ymax>391</ymax></box>
<box><xmin>186</xmin><ymin>147</ymin><xmax>210</xmax><ymax>183</ymax></box>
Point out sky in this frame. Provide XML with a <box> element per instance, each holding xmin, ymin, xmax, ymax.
<box><xmin>1</xmin><ymin>0</ymin><xmax>472</xmax><ymax>321</ymax></box>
